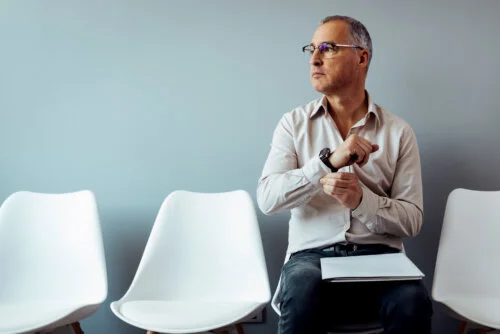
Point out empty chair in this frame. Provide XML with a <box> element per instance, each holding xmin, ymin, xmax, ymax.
<box><xmin>0</xmin><ymin>190</ymin><xmax>108</xmax><ymax>334</ymax></box>
<box><xmin>110</xmin><ymin>190</ymin><xmax>271</xmax><ymax>334</ymax></box>
<box><xmin>432</xmin><ymin>188</ymin><xmax>500</xmax><ymax>333</ymax></box>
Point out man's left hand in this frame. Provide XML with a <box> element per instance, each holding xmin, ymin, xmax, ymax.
<box><xmin>320</xmin><ymin>172</ymin><xmax>362</xmax><ymax>209</ymax></box>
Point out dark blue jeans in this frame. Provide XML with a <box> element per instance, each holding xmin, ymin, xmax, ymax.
<box><xmin>278</xmin><ymin>244</ymin><xmax>433</xmax><ymax>334</ymax></box>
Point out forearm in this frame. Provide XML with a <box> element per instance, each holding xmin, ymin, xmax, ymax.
<box><xmin>352</xmin><ymin>186</ymin><xmax>423</xmax><ymax>237</ymax></box>
<box><xmin>257</xmin><ymin>169</ymin><xmax>319</xmax><ymax>215</ymax></box>
<box><xmin>257</xmin><ymin>156</ymin><xmax>328</xmax><ymax>215</ymax></box>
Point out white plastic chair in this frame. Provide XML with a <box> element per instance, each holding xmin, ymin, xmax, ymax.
<box><xmin>0</xmin><ymin>190</ymin><xmax>108</xmax><ymax>334</ymax></box>
<box><xmin>271</xmin><ymin>254</ymin><xmax>383</xmax><ymax>334</ymax></box>
<box><xmin>110</xmin><ymin>190</ymin><xmax>271</xmax><ymax>334</ymax></box>
<box><xmin>432</xmin><ymin>188</ymin><xmax>500</xmax><ymax>333</ymax></box>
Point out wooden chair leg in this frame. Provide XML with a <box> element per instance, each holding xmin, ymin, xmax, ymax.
<box><xmin>211</xmin><ymin>324</ymin><xmax>244</xmax><ymax>334</ymax></box>
<box><xmin>146</xmin><ymin>331</ymin><xmax>158</xmax><ymax>334</ymax></box>
<box><xmin>71</xmin><ymin>322</ymin><xmax>84</xmax><ymax>334</ymax></box>
<box><xmin>235</xmin><ymin>323</ymin><xmax>244</xmax><ymax>334</ymax></box>
<box><xmin>476</xmin><ymin>329</ymin><xmax>487</xmax><ymax>334</ymax></box>
<box><xmin>458</xmin><ymin>320</ymin><xmax>468</xmax><ymax>334</ymax></box>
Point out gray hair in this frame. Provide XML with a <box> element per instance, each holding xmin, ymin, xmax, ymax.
<box><xmin>321</xmin><ymin>15</ymin><xmax>373</xmax><ymax>68</ymax></box>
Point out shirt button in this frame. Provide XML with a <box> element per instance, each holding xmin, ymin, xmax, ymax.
<box><xmin>344</xmin><ymin>224</ymin><xmax>348</xmax><ymax>229</ymax></box>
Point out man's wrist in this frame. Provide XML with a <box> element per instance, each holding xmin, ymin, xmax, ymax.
<box><xmin>328</xmin><ymin>153</ymin><xmax>339</xmax><ymax>171</ymax></box>
<box><xmin>319</xmin><ymin>148</ymin><xmax>338</xmax><ymax>172</ymax></box>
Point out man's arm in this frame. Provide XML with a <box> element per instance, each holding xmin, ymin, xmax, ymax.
<box><xmin>257</xmin><ymin>114</ymin><xmax>329</xmax><ymax>215</ymax></box>
<box><xmin>351</xmin><ymin>126</ymin><xmax>423</xmax><ymax>237</ymax></box>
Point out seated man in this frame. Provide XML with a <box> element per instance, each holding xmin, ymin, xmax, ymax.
<box><xmin>257</xmin><ymin>15</ymin><xmax>433</xmax><ymax>334</ymax></box>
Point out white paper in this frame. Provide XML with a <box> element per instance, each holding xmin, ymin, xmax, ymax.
<box><xmin>320</xmin><ymin>252</ymin><xmax>424</xmax><ymax>282</ymax></box>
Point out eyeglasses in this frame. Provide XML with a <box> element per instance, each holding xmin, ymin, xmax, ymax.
<box><xmin>302</xmin><ymin>42</ymin><xmax>363</xmax><ymax>59</ymax></box>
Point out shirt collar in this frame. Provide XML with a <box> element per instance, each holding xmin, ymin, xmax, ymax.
<box><xmin>309</xmin><ymin>92</ymin><xmax>380</xmax><ymax>126</ymax></box>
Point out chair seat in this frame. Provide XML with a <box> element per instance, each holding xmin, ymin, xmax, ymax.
<box><xmin>112</xmin><ymin>300</ymin><xmax>262</xmax><ymax>333</ymax></box>
<box><xmin>438</xmin><ymin>296</ymin><xmax>500</xmax><ymax>329</ymax></box>
<box><xmin>0</xmin><ymin>301</ymin><xmax>80</xmax><ymax>333</ymax></box>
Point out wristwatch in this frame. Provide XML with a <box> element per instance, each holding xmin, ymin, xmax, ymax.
<box><xmin>319</xmin><ymin>148</ymin><xmax>338</xmax><ymax>172</ymax></box>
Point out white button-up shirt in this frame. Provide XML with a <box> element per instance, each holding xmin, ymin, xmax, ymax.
<box><xmin>257</xmin><ymin>94</ymin><xmax>423</xmax><ymax>255</ymax></box>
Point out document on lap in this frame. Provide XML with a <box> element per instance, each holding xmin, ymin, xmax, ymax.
<box><xmin>320</xmin><ymin>253</ymin><xmax>424</xmax><ymax>282</ymax></box>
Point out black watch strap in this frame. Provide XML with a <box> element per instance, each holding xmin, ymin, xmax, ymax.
<box><xmin>319</xmin><ymin>148</ymin><xmax>338</xmax><ymax>172</ymax></box>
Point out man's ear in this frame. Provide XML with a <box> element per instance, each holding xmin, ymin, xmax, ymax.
<box><xmin>359</xmin><ymin>50</ymin><xmax>369</xmax><ymax>65</ymax></box>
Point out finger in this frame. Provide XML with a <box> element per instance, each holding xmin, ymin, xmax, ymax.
<box><xmin>354</xmin><ymin>148</ymin><xmax>368</xmax><ymax>166</ymax></box>
<box><xmin>353</xmin><ymin>143</ymin><xmax>368</xmax><ymax>164</ymax></box>
<box><xmin>354</xmin><ymin>136</ymin><xmax>377</xmax><ymax>157</ymax></box>
<box><xmin>320</xmin><ymin>178</ymin><xmax>350</xmax><ymax>188</ymax></box>
<box><xmin>347</xmin><ymin>146</ymin><xmax>364</xmax><ymax>165</ymax></box>
<box><xmin>323</xmin><ymin>184</ymin><xmax>347</xmax><ymax>196</ymax></box>
<box><xmin>330</xmin><ymin>172</ymin><xmax>357</xmax><ymax>180</ymax></box>
<box><xmin>356</xmin><ymin>141</ymin><xmax>374</xmax><ymax>166</ymax></box>
<box><xmin>320</xmin><ymin>173</ymin><xmax>339</xmax><ymax>182</ymax></box>
<box><xmin>324</xmin><ymin>187</ymin><xmax>343</xmax><ymax>198</ymax></box>
<box><xmin>356</xmin><ymin>138</ymin><xmax>373</xmax><ymax>155</ymax></box>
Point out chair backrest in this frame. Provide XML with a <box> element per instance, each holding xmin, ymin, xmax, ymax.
<box><xmin>0</xmin><ymin>191</ymin><xmax>107</xmax><ymax>304</ymax></box>
<box><xmin>432</xmin><ymin>188</ymin><xmax>500</xmax><ymax>303</ymax></box>
<box><xmin>121</xmin><ymin>190</ymin><xmax>270</xmax><ymax>303</ymax></box>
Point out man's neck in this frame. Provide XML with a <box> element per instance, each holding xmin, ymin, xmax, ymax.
<box><xmin>325</xmin><ymin>88</ymin><xmax>368</xmax><ymax>139</ymax></box>
<box><xmin>326</xmin><ymin>88</ymin><xmax>367</xmax><ymax>122</ymax></box>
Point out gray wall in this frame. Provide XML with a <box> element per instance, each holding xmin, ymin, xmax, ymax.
<box><xmin>1</xmin><ymin>1</ymin><xmax>499</xmax><ymax>333</ymax></box>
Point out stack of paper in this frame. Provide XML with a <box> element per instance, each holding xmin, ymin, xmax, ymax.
<box><xmin>320</xmin><ymin>253</ymin><xmax>424</xmax><ymax>282</ymax></box>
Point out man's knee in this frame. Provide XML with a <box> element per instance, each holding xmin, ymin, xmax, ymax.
<box><xmin>383</xmin><ymin>282</ymin><xmax>433</xmax><ymax>319</ymax></box>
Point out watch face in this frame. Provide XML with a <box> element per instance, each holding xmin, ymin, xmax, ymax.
<box><xmin>320</xmin><ymin>148</ymin><xmax>330</xmax><ymax>159</ymax></box>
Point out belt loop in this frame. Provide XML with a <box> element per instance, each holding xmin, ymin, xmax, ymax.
<box><xmin>353</xmin><ymin>244</ymin><xmax>358</xmax><ymax>251</ymax></box>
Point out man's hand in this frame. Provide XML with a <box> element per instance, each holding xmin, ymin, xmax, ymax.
<box><xmin>329</xmin><ymin>134</ymin><xmax>379</xmax><ymax>169</ymax></box>
<box><xmin>320</xmin><ymin>172</ymin><xmax>363</xmax><ymax>209</ymax></box>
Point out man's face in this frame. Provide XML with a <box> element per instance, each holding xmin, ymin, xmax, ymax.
<box><xmin>309</xmin><ymin>20</ymin><xmax>365</xmax><ymax>94</ymax></box>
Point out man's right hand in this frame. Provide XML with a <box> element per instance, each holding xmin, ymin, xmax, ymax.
<box><xmin>329</xmin><ymin>134</ymin><xmax>379</xmax><ymax>169</ymax></box>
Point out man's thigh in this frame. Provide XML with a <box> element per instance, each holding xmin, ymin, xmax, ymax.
<box><xmin>280</xmin><ymin>251</ymin><xmax>323</xmax><ymax>297</ymax></box>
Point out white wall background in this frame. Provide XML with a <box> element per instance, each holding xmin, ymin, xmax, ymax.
<box><xmin>1</xmin><ymin>1</ymin><xmax>499</xmax><ymax>333</ymax></box>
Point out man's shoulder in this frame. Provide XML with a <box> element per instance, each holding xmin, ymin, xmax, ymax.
<box><xmin>376</xmin><ymin>104</ymin><xmax>414</xmax><ymax>133</ymax></box>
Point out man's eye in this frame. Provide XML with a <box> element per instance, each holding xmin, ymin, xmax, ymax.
<box><xmin>323</xmin><ymin>46</ymin><xmax>336</xmax><ymax>53</ymax></box>
<box><xmin>319</xmin><ymin>44</ymin><xmax>335</xmax><ymax>53</ymax></box>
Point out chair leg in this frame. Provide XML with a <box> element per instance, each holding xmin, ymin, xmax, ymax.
<box><xmin>235</xmin><ymin>324</ymin><xmax>244</xmax><ymax>334</ymax></box>
<box><xmin>458</xmin><ymin>320</ymin><xmax>468</xmax><ymax>334</ymax></box>
<box><xmin>71</xmin><ymin>322</ymin><xmax>84</xmax><ymax>334</ymax></box>
<box><xmin>476</xmin><ymin>330</ymin><xmax>487</xmax><ymax>334</ymax></box>
<box><xmin>146</xmin><ymin>331</ymin><xmax>157</xmax><ymax>334</ymax></box>
<box><xmin>212</xmin><ymin>324</ymin><xmax>244</xmax><ymax>334</ymax></box>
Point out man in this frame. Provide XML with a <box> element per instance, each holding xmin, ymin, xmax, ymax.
<box><xmin>257</xmin><ymin>16</ymin><xmax>433</xmax><ymax>334</ymax></box>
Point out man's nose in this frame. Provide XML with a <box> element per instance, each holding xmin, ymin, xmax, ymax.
<box><xmin>309</xmin><ymin>49</ymin><xmax>322</xmax><ymax>66</ymax></box>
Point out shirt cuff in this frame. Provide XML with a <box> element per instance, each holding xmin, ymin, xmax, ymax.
<box><xmin>352</xmin><ymin>185</ymin><xmax>379</xmax><ymax>230</ymax></box>
<box><xmin>302</xmin><ymin>155</ymin><xmax>330</xmax><ymax>186</ymax></box>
